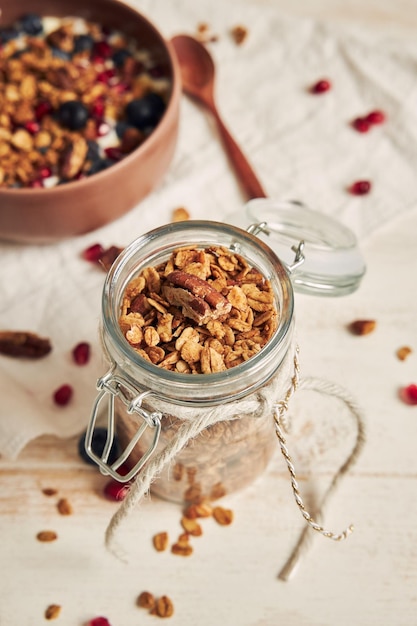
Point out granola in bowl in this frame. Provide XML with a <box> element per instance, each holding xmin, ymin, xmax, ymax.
<box><xmin>0</xmin><ymin>13</ymin><xmax>171</xmax><ymax>188</ymax></box>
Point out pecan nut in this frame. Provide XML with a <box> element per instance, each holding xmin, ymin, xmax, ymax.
<box><xmin>0</xmin><ymin>331</ymin><xmax>52</xmax><ymax>358</ymax></box>
<box><xmin>164</xmin><ymin>270</ymin><xmax>231</xmax><ymax>324</ymax></box>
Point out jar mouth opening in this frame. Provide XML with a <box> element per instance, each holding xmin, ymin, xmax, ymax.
<box><xmin>102</xmin><ymin>220</ymin><xmax>295</xmax><ymax>404</ymax></box>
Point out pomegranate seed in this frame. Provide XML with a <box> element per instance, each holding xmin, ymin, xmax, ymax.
<box><xmin>35</xmin><ymin>101</ymin><xmax>53</xmax><ymax>121</ymax></box>
<box><xmin>39</xmin><ymin>167</ymin><xmax>52</xmax><ymax>179</ymax></box>
<box><xmin>93</xmin><ymin>40</ymin><xmax>112</xmax><ymax>58</ymax></box>
<box><xmin>82</xmin><ymin>243</ymin><xmax>105</xmax><ymax>263</ymax></box>
<box><xmin>104</xmin><ymin>147</ymin><xmax>124</xmax><ymax>161</ymax></box>
<box><xmin>91</xmin><ymin>55</ymin><xmax>105</xmax><ymax>66</ymax></box>
<box><xmin>72</xmin><ymin>342</ymin><xmax>91</xmax><ymax>365</ymax></box>
<box><xmin>399</xmin><ymin>384</ymin><xmax>417</xmax><ymax>405</ymax></box>
<box><xmin>310</xmin><ymin>79</ymin><xmax>331</xmax><ymax>94</ymax></box>
<box><xmin>103</xmin><ymin>479</ymin><xmax>131</xmax><ymax>501</ymax></box>
<box><xmin>91</xmin><ymin>100</ymin><xmax>105</xmax><ymax>118</ymax></box>
<box><xmin>29</xmin><ymin>179</ymin><xmax>44</xmax><ymax>188</ymax></box>
<box><xmin>25</xmin><ymin>120</ymin><xmax>40</xmax><ymax>135</ymax></box>
<box><xmin>351</xmin><ymin>117</ymin><xmax>370</xmax><ymax>133</ymax></box>
<box><xmin>348</xmin><ymin>180</ymin><xmax>372</xmax><ymax>195</ymax></box>
<box><xmin>365</xmin><ymin>110</ymin><xmax>386</xmax><ymax>125</ymax></box>
<box><xmin>97</xmin><ymin>69</ymin><xmax>116</xmax><ymax>84</ymax></box>
<box><xmin>89</xmin><ymin>618</ymin><xmax>112</xmax><ymax>626</ymax></box>
<box><xmin>53</xmin><ymin>384</ymin><xmax>73</xmax><ymax>406</ymax></box>
<box><xmin>97</xmin><ymin>121</ymin><xmax>110</xmax><ymax>136</ymax></box>
<box><xmin>113</xmin><ymin>82</ymin><xmax>129</xmax><ymax>94</ymax></box>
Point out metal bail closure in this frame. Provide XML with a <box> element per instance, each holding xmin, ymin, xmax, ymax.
<box><xmin>229</xmin><ymin>199</ymin><xmax>366</xmax><ymax>297</ymax></box>
<box><xmin>85</xmin><ymin>369</ymin><xmax>162</xmax><ymax>483</ymax></box>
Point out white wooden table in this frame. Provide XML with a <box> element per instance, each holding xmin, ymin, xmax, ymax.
<box><xmin>1</xmin><ymin>1</ymin><xmax>417</xmax><ymax>625</ymax></box>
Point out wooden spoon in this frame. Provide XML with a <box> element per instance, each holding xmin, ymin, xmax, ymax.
<box><xmin>170</xmin><ymin>34</ymin><xmax>267</xmax><ymax>200</ymax></box>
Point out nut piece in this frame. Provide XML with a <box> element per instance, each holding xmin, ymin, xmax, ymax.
<box><xmin>156</xmin><ymin>595</ymin><xmax>174</xmax><ymax>618</ymax></box>
<box><xmin>0</xmin><ymin>331</ymin><xmax>51</xmax><ymax>358</ymax></box>
<box><xmin>212</xmin><ymin>506</ymin><xmax>234</xmax><ymax>526</ymax></box>
<box><xmin>181</xmin><ymin>516</ymin><xmax>203</xmax><ymax>536</ymax></box>
<box><xmin>137</xmin><ymin>591</ymin><xmax>156</xmax><ymax>610</ymax></box>
<box><xmin>172</xmin><ymin>206</ymin><xmax>190</xmax><ymax>222</ymax></box>
<box><xmin>231</xmin><ymin>25</ymin><xmax>248</xmax><ymax>45</ymax></box>
<box><xmin>348</xmin><ymin>319</ymin><xmax>376</xmax><ymax>336</ymax></box>
<box><xmin>396</xmin><ymin>346</ymin><xmax>412</xmax><ymax>361</ymax></box>
<box><xmin>153</xmin><ymin>531</ymin><xmax>169</xmax><ymax>552</ymax></box>
<box><xmin>45</xmin><ymin>604</ymin><xmax>61</xmax><ymax>620</ymax></box>
<box><xmin>36</xmin><ymin>530</ymin><xmax>58</xmax><ymax>542</ymax></box>
<box><xmin>57</xmin><ymin>498</ymin><xmax>73</xmax><ymax>516</ymax></box>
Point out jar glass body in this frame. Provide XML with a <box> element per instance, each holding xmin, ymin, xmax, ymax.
<box><xmin>100</xmin><ymin>220</ymin><xmax>295</xmax><ymax>503</ymax></box>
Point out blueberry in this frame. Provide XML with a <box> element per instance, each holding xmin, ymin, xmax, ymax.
<box><xmin>51</xmin><ymin>47</ymin><xmax>71</xmax><ymax>61</ymax></box>
<box><xmin>73</xmin><ymin>34</ymin><xmax>94</xmax><ymax>54</ymax></box>
<box><xmin>0</xmin><ymin>27</ymin><xmax>19</xmax><ymax>43</ymax></box>
<box><xmin>87</xmin><ymin>158</ymin><xmax>113</xmax><ymax>175</ymax></box>
<box><xmin>86</xmin><ymin>140</ymin><xmax>101</xmax><ymax>163</ymax></box>
<box><xmin>78</xmin><ymin>427</ymin><xmax>120</xmax><ymax>466</ymax></box>
<box><xmin>19</xmin><ymin>13</ymin><xmax>43</xmax><ymax>36</ymax></box>
<box><xmin>115</xmin><ymin>120</ymin><xmax>131</xmax><ymax>139</ymax></box>
<box><xmin>57</xmin><ymin>100</ymin><xmax>89</xmax><ymax>130</ymax></box>
<box><xmin>125</xmin><ymin>93</ymin><xmax>166</xmax><ymax>131</ymax></box>
<box><xmin>112</xmin><ymin>48</ymin><xmax>132</xmax><ymax>68</ymax></box>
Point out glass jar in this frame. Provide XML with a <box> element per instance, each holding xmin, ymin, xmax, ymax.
<box><xmin>86</xmin><ymin>203</ymin><xmax>365</xmax><ymax>504</ymax></box>
<box><xmin>87</xmin><ymin>219</ymin><xmax>297</xmax><ymax>503</ymax></box>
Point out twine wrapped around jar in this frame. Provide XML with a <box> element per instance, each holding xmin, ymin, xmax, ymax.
<box><xmin>104</xmin><ymin>341</ymin><xmax>366</xmax><ymax>580</ymax></box>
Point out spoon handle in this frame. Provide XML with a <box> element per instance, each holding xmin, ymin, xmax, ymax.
<box><xmin>210</xmin><ymin>108</ymin><xmax>267</xmax><ymax>200</ymax></box>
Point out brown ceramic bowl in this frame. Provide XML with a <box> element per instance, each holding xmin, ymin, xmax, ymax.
<box><xmin>0</xmin><ymin>0</ymin><xmax>181</xmax><ymax>243</ymax></box>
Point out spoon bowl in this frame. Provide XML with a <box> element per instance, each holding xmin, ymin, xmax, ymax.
<box><xmin>171</xmin><ymin>34</ymin><xmax>266</xmax><ymax>200</ymax></box>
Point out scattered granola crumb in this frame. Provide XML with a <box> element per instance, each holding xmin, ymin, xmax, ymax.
<box><xmin>231</xmin><ymin>25</ymin><xmax>248</xmax><ymax>45</ymax></box>
<box><xmin>195</xmin><ymin>22</ymin><xmax>219</xmax><ymax>43</ymax></box>
<box><xmin>152</xmin><ymin>531</ymin><xmax>169</xmax><ymax>552</ymax></box>
<box><xmin>57</xmin><ymin>498</ymin><xmax>73</xmax><ymax>516</ymax></box>
<box><xmin>171</xmin><ymin>206</ymin><xmax>190</xmax><ymax>222</ymax></box>
<box><xmin>396</xmin><ymin>346</ymin><xmax>412</xmax><ymax>361</ymax></box>
<box><xmin>42</xmin><ymin>488</ymin><xmax>58</xmax><ymax>497</ymax></box>
<box><xmin>347</xmin><ymin>319</ymin><xmax>376</xmax><ymax>336</ymax></box>
<box><xmin>37</xmin><ymin>530</ymin><xmax>58</xmax><ymax>542</ymax></box>
<box><xmin>137</xmin><ymin>591</ymin><xmax>156</xmax><ymax>610</ymax></box>
<box><xmin>45</xmin><ymin>604</ymin><xmax>61</xmax><ymax>620</ymax></box>
<box><xmin>212</xmin><ymin>506</ymin><xmax>234</xmax><ymax>526</ymax></box>
<box><xmin>156</xmin><ymin>595</ymin><xmax>174</xmax><ymax>618</ymax></box>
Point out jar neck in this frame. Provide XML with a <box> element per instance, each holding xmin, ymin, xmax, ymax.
<box><xmin>101</xmin><ymin>221</ymin><xmax>295</xmax><ymax>406</ymax></box>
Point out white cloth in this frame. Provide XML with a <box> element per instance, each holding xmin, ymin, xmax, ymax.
<box><xmin>1</xmin><ymin>0</ymin><xmax>417</xmax><ymax>459</ymax></box>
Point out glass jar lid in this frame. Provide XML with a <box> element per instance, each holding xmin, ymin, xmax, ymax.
<box><xmin>225</xmin><ymin>199</ymin><xmax>366</xmax><ymax>297</ymax></box>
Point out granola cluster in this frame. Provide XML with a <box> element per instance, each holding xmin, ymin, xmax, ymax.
<box><xmin>0</xmin><ymin>14</ymin><xmax>171</xmax><ymax>188</ymax></box>
<box><xmin>119</xmin><ymin>245</ymin><xmax>278</xmax><ymax>373</ymax></box>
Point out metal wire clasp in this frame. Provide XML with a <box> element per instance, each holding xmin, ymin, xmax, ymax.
<box><xmin>85</xmin><ymin>369</ymin><xmax>162</xmax><ymax>483</ymax></box>
<box><xmin>247</xmin><ymin>221</ymin><xmax>305</xmax><ymax>273</ymax></box>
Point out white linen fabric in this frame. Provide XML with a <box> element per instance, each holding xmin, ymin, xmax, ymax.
<box><xmin>1</xmin><ymin>0</ymin><xmax>417</xmax><ymax>458</ymax></box>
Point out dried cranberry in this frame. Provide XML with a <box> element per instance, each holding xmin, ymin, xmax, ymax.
<box><xmin>309</xmin><ymin>79</ymin><xmax>331</xmax><ymax>94</ymax></box>
<box><xmin>351</xmin><ymin>117</ymin><xmax>370</xmax><ymax>133</ymax></box>
<box><xmin>348</xmin><ymin>180</ymin><xmax>372</xmax><ymax>195</ymax></box>
<box><xmin>365</xmin><ymin>110</ymin><xmax>386</xmax><ymax>125</ymax></box>
<box><xmin>399</xmin><ymin>384</ymin><xmax>417</xmax><ymax>405</ymax></box>
<box><xmin>25</xmin><ymin>121</ymin><xmax>40</xmax><ymax>135</ymax></box>
<box><xmin>103</xmin><ymin>479</ymin><xmax>131</xmax><ymax>501</ymax></box>
<box><xmin>72</xmin><ymin>342</ymin><xmax>90</xmax><ymax>365</ymax></box>
<box><xmin>82</xmin><ymin>243</ymin><xmax>105</xmax><ymax>263</ymax></box>
<box><xmin>89</xmin><ymin>618</ymin><xmax>112</xmax><ymax>626</ymax></box>
<box><xmin>53</xmin><ymin>384</ymin><xmax>73</xmax><ymax>406</ymax></box>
